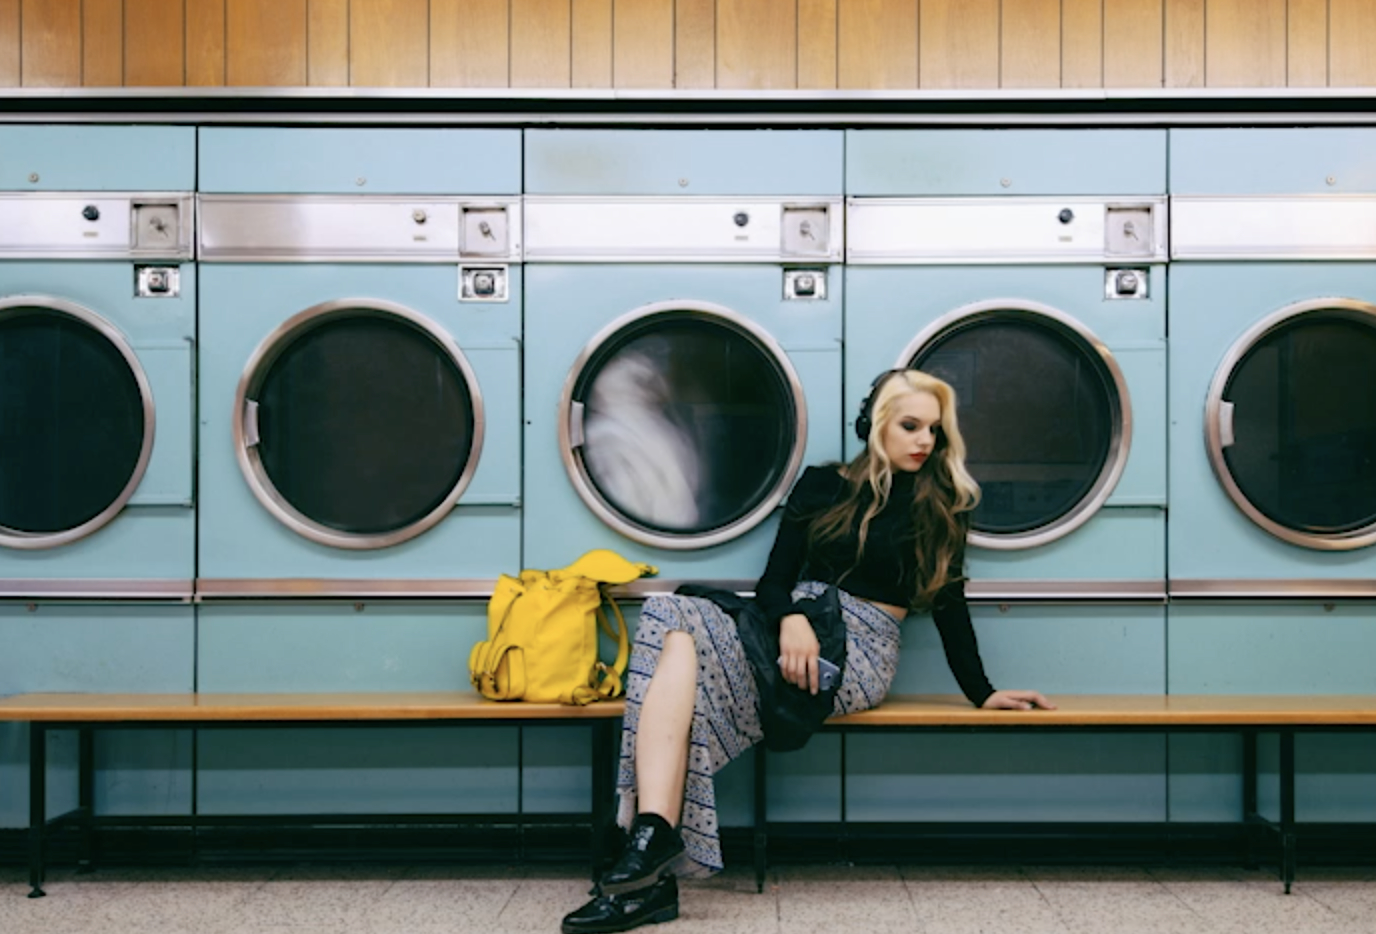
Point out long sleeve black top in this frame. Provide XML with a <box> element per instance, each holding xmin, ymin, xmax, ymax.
<box><xmin>754</xmin><ymin>465</ymin><xmax>996</xmax><ymax>707</ymax></box>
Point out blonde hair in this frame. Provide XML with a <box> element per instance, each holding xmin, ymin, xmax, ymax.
<box><xmin>809</xmin><ymin>369</ymin><xmax>981</xmax><ymax>608</ymax></box>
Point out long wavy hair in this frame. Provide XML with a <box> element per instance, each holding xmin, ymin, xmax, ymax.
<box><xmin>808</xmin><ymin>370</ymin><xmax>981</xmax><ymax>608</ymax></box>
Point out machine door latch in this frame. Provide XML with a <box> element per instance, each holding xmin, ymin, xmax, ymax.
<box><xmin>1104</xmin><ymin>267</ymin><xmax>1148</xmax><ymax>300</ymax></box>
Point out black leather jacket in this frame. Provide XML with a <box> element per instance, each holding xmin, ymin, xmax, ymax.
<box><xmin>676</xmin><ymin>584</ymin><xmax>847</xmax><ymax>753</ymax></box>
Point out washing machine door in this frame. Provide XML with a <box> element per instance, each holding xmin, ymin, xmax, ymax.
<box><xmin>1206</xmin><ymin>299</ymin><xmax>1376</xmax><ymax>550</ymax></box>
<box><xmin>899</xmin><ymin>300</ymin><xmax>1131</xmax><ymax>550</ymax></box>
<box><xmin>235</xmin><ymin>299</ymin><xmax>484</xmax><ymax>549</ymax></box>
<box><xmin>560</xmin><ymin>301</ymin><xmax>808</xmax><ymax>550</ymax></box>
<box><xmin>0</xmin><ymin>297</ymin><xmax>155</xmax><ymax>549</ymax></box>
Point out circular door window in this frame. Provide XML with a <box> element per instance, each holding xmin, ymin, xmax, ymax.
<box><xmin>0</xmin><ymin>297</ymin><xmax>155</xmax><ymax>549</ymax></box>
<box><xmin>1206</xmin><ymin>299</ymin><xmax>1376</xmax><ymax>550</ymax></box>
<box><xmin>899</xmin><ymin>300</ymin><xmax>1131</xmax><ymax>550</ymax></box>
<box><xmin>234</xmin><ymin>300</ymin><xmax>484</xmax><ymax>550</ymax></box>
<box><xmin>559</xmin><ymin>301</ymin><xmax>808</xmax><ymax>550</ymax></box>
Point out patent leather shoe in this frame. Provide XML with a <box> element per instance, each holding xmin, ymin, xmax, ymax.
<box><xmin>599</xmin><ymin>813</ymin><xmax>684</xmax><ymax>896</ymax></box>
<box><xmin>561</xmin><ymin>876</ymin><xmax>679</xmax><ymax>934</ymax></box>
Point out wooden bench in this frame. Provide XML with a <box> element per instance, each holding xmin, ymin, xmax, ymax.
<box><xmin>5</xmin><ymin>692</ymin><xmax>1374</xmax><ymax>897</ymax></box>
<box><xmin>0</xmin><ymin>691</ymin><xmax>624</xmax><ymax>898</ymax></box>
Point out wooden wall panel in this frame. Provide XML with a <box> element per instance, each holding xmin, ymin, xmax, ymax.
<box><xmin>228</xmin><ymin>0</ymin><xmax>306</xmax><ymax>85</ymax></box>
<box><xmin>186</xmin><ymin>0</ymin><xmax>226</xmax><ymax>86</ymax></box>
<box><xmin>838</xmin><ymin>0</ymin><xmax>917</xmax><ymax>89</ymax></box>
<box><xmin>126</xmin><ymin>0</ymin><xmax>185</xmax><ymax>85</ymax></box>
<box><xmin>1165</xmin><ymin>0</ymin><xmax>1204</xmax><ymax>87</ymax></box>
<box><xmin>1287</xmin><ymin>0</ymin><xmax>1328</xmax><ymax>87</ymax></box>
<box><xmin>308</xmin><ymin>0</ymin><xmax>349</xmax><ymax>86</ymax></box>
<box><xmin>572</xmin><ymin>0</ymin><xmax>612</xmax><ymax>87</ymax></box>
<box><xmin>1001</xmin><ymin>0</ymin><xmax>1059</xmax><ymax>88</ymax></box>
<box><xmin>512</xmin><ymin>0</ymin><xmax>571</xmax><ymax>87</ymax></box>
<box><xmin>0</xmin><ymin>0</ymin><xmax>16</xmax><ymax>87</ymax></box>
<box><xmin>431</xmin><ymin>0</ymin><xmax>508</xmax><ymax>87</ymax></box>
<box><xmin>84</xmin><ymin>0</ymin><xmax>125</xmax><ymax>86</ymax></box>
<box><xmin>921</xmin><ymin>0</ymin><xmax>998</xmax><ymax>89</ymax></box>
<box><xmin>674</xmin><ymin>0</ymin><xmax>713</xmax><ymax>88</ymax></box>
<box><xmin>613</xmin><ymin>0</ymin><xmax>672</xmax><ymax>87</ymax></box>
<box><xmin>352</xmin><ymin>0</ymin><xmax>428</xmax><ymax>86</ymax></box>
<box><xmin>718</xmin><ymin>0</ymin><xmax>795</xmax><ymax>89</ymax></box>
<box><xmin>22</xmin><ymin>0</ymin><xmax>81</xmax><ymax>87</ymax></box>
<box><xmin>798</xmin><ymin>0</ymin><xmax>837</xmax><ymax>89</ymax></box>
<box><xmin>1331</xmin><ymin>0</ymin><xmax>1376</xmax><ymax>86</ymax></box>
<box><xmin>1061</xmin><ymin>0</ymin><xmax>1103</xmax><ymax>88</ymax></box>
<box><xmin>1104</xmin><ymin>0</ymin><xmax>1162</xmax><ymax>87</ymax></box>
<box><xmin>1207</xmin><ymin>0</ymin><xmax>1286</xmax><ymax>86</ymax></box>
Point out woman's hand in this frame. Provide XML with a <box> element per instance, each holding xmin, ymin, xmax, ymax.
<box><xmin>981</xmin><ymin>689</ymin><xmax>1056</xmax><ymax>711</ymax></box>
<box><xmin>778</xmin><ymin>613</ymin><xmax>821</xmax><ymax>695</ymax></box>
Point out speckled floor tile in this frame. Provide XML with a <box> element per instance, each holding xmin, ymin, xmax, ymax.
<box><xmin>495</xmin><ymin>875</ymin><xmax>600</xmax><ymax>933</ymax></box>
<box><xmin>229</xmin><ymin>865</ymin><xmax>405</xmax><ymax>929</ymax></box>
<box><xmin>1036</xmin><ymin>884</ymin><xmax>1212</xmax><ymax>934</ymax></box>
<box><xmin>1155</xmin><ymin>879</ymin><xmax>1349</xmax><ymax>934</ymax></box>
<box><xmin>360</xmin><ymin>876</ymin><xmax>522</xmax><ymax>932</ymax></box>
<box><xmin>904</xmin><ymin>878</ymin><xmax>1072</xmax><ymax>934</ymax></box>
<box><xmin>99</xmin><ymin>879</ymin><xmax>265</xmax><ymax>932</ymax></box>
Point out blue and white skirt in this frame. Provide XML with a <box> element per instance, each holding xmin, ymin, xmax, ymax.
<box><xmin>616</xmin><ymin>581</ymin><xmax>902</xmax><ymax>877</ymax></box>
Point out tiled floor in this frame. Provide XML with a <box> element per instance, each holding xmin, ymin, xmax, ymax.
<box><xmin>2</xmin><ymin>862</ymin><xmax>1374</xmax><ymax>934</ymax></box>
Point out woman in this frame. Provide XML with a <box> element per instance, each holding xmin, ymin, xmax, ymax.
<box><xmin>562</xmin><ymin>369</ymin><xmax>1055</xmax><ymax>934</ymax></box>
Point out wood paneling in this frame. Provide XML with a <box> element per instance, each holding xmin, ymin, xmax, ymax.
<box><xmin>674</xmin><ymin>0</ymin><xmax>713</xmax><ymax>88</ymax></box>
<box><xmin>1001</xmin><ymin>0</ymin><xmax>1059</xmax><ymax>89</ymax></box>
<box><xmin>126</xmin><ymin>0</ymin><xmax>185</xmax><ymax>85</ymax></box>
<box><xmin>1165</xmin><ymin>0</ymin><xmax>1204</xmax><ymax>87</ymax></box>
<box><xmin>1061</xmin><ymin>0</ymin><xmax>1103</xmax><ymax>88</ymax></box>
<box><xmin>613</xmin><ymin>0</ymin><xmax>672</xmax><ymax>87</ymax></box>
<box><xmin>1104</xmin><ymin>0</ymin><xmax>1162</xmax><ymax>87</ymax></box>
<box><xmin>227</xmin><ymin>0</ymin><xmax>306</xmax><ymax>85</ymax></box>
<box><xmin>571</xmin><ymin>0</ymin><xmax>612</xmax><ymax>87</ymax></box>
<box><xmin>838</xmin><ymin>0</ymin><xmax>917</xmax><ymax>89</ymax></box>
<box><xmin>352</xmin><ymin>0</ymin><xmax>427</xmax><ymax>86</ymax></box>
<box><xmin>22</xmin><ymin>0</ymin><xmax>81</xmax><ymax>87</ymax></box>
<box><xmin>1288</xmin><ymin>0</ymin><xmax>1328</xmax><ymax>87</ymax></box>
<box><xmin>718</xmin><ymin>0</ymin><xmax>795</xmax><ymax>89</ymax></box>
<box><xmin>1207</xmin><ymin>0</ymin><xmax>1286</xmax><ymax>87</ymax></box>
<box><xmin>922</xmin><ymin>0</ymin><xmax>998</xmax><ymax>89</ymax></box>
<box><xmin>186</xmin><ymin>0</ymin><xmax>226</xmax><ymax>87</ymax></box>
<box><xmin>431</xmin><ymin>0</ymin><xmax>508</xmax><ymax>87</ymax></box>
<box><xmin>84</xmin><ymin>0</ymin><xmax>125</xmax><ymax>86</ymax></box>
<box><xmin>0</xmin><ymin>0</ymin><xmax>16</xmax><ymax>87</ymax></box>
<box><xmin>308</xmin><ymin>0</ymin><xmax>349</xmax><ymax>86</ymax></box>
<box><xmin>1331</xmin><ymin>0</ymin><xmax>1376</xmax><ymax>86</ymax></box>
<box><xmin>512</xmin><ymin>0</ymin><xmax>571</xmax><ymax>87</ymax></box>
<box><xmin>798</xmin><ymin>0</ymin><xmax>837</xmax><ymax>89</ymax></box>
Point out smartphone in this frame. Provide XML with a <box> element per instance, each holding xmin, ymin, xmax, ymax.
<box><xmin>779</xmin><ymin>656</ymin><xmax>842</xmax><ymax>692</ymax></box>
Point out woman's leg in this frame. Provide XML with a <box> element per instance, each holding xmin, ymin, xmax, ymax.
<box><xmin>633</xmin><ymin>630</ymin><xmax>697</xmax><ymax>824</ymax></box>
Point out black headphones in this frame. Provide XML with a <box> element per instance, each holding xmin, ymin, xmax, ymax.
<box><xmin>854</xmin><ymin>369</ymin><xmax>909</xmax><ymax>443</ymax></box>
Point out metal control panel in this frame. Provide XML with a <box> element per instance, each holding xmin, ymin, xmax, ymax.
<box><xmin>0</xmin><ymin>193</ymin><xmax>194</xmax><ymax>260</ymax></box>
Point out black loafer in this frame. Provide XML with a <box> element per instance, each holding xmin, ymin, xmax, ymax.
<box><xmin>600</xmin><ymin>813</ymin><xmax>685</xmax><ymax>896</ymax></box>
<box><xmin>561</xmin><ymin>876</ymin><xmax>679</xmax><ymax>934</ymax></box>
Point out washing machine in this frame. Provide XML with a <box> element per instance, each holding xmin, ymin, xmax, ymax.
<box><xmin>522</xmin><ymin>130</ymin><xmax>844</xmax><ymax>586</ymax></box>
<box><xmin>1166</xmin><ymin>129</ymin><xmax>1376</xmax><ymax>827</ymax></box>
<box><xmin>827</xmin><ymin>130</ymin><xmax>1172</xmax><ymax>830</ymax></box>
<box><xmin>0</xmin><ymin>125</ymin><xmax>198</xmax><ymax>829</ymax></box>
<box><xmin>192</xmin><ymin>128</ymin><xmax>527</xmax><ymax>819</ymax></box>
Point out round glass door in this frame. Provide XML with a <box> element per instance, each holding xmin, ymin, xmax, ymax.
<box><xmin>559</xmin><ymin>301</ymin><xmax>807</xmax><ymax>550</ymax></box>
<box><xmin>900</xmin><ymin>300</ymin><xmax>1131</xmax><ymax>550</ymax></box>
<box><xmin>0</xmin><ymin>298</ymin><xmax>155</xmax><ymax>549</ymax></box>
<box><xmin>234</xmin><ymin>300</ymin><xmax>484</xmax><ymax>549</ymax></box>
<box><xmin>1206</xmin><ymin>299</ymin><xmax>1376</xmax><ymax>550</ymax></box>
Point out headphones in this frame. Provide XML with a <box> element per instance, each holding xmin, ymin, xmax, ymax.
<box><xmin>854</xmin><ymin>369</ymin><xmax>909</xmax><ymax>443</ymax></box>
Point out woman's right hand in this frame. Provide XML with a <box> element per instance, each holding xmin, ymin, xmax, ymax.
<box><xmin>778</xmin><ymin>613</ymin><xmax>821</xmax><ymax>694</ymax></box>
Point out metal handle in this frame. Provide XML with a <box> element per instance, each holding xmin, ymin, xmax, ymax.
<box><xmin>568</xmin><ymin>401</ymin><xmax>586</xmax><ymax>448</ymax></box>
<box><xmin>1219</xmin><ymin>400</ymin><xmax>1235</xmax><ymax>448</ymax></box>
<box><xmin>243</xmin><ymin>399</ymin><xmax>261</xmax><ymax>447</ymax></box>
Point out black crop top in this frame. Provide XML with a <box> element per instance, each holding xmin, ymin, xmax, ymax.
<box><xmin>754</xmin><ymin>465</ymin><xmax>995</xmax><ymax>707</ymax></box>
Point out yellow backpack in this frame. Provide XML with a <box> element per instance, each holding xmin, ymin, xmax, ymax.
<box><xmin>469</xmin><ymin>550</ymin><xmax>658</xmax><ymax>705</ymax></box>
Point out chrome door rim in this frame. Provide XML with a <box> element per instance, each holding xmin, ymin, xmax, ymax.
<box><xmin>232</xmin><ymin>298</ymin><xmax>486</xmax><ymax>550</ymax></box>
<box><xmin>558</xmin><ymin>299</ymin><xmax>809</xmax><ymax>551</ymax></box>
<box><xmin>896</xmin><ymin>298</ymin><xmax>1133</xmax><ymax>551</ymax></box>
<box><xmin>0</xmin><ymin>295</ymin><xmax>157</xmax><ymax>550</ymax></box>
<box><xmin>1204</xmin><ymin>297</ymin><xmax>1376</xmax><ymax>551</ymax></box>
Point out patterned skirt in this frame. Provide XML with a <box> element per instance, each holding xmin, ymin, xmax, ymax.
<box><xmin>616</xmin><ymin>581</ymin><xmax>902</xmax><ymax>877</ymax></box>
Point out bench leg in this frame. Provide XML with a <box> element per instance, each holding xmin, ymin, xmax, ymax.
<box><xmin>1241</xmin><ymin>731</ymin><xmax>1258</xmax><ymax>870</ymax></box>
<box><xmin>78</xmin><ymin>727</ymin><xmax>95</xmax><ymax>873</ymax></box>
<box><xmin>591</xmin><ymin>720</ymin><xmax>617</xmax><ymax>882</ymax></box>
<box><xmin>28</xmin><ymin>724</ymin><xmax>46</xmax><ymax>898</ymax></box>
<box><xmin>1279</xmin><ymin>730</ymin><xmax>1296</xmax><ymax>895</ymax></box>
<box><xmin>753</xmin><ymin>745</ymin><xmax>767</xmax><ymax>895</ymax></box>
